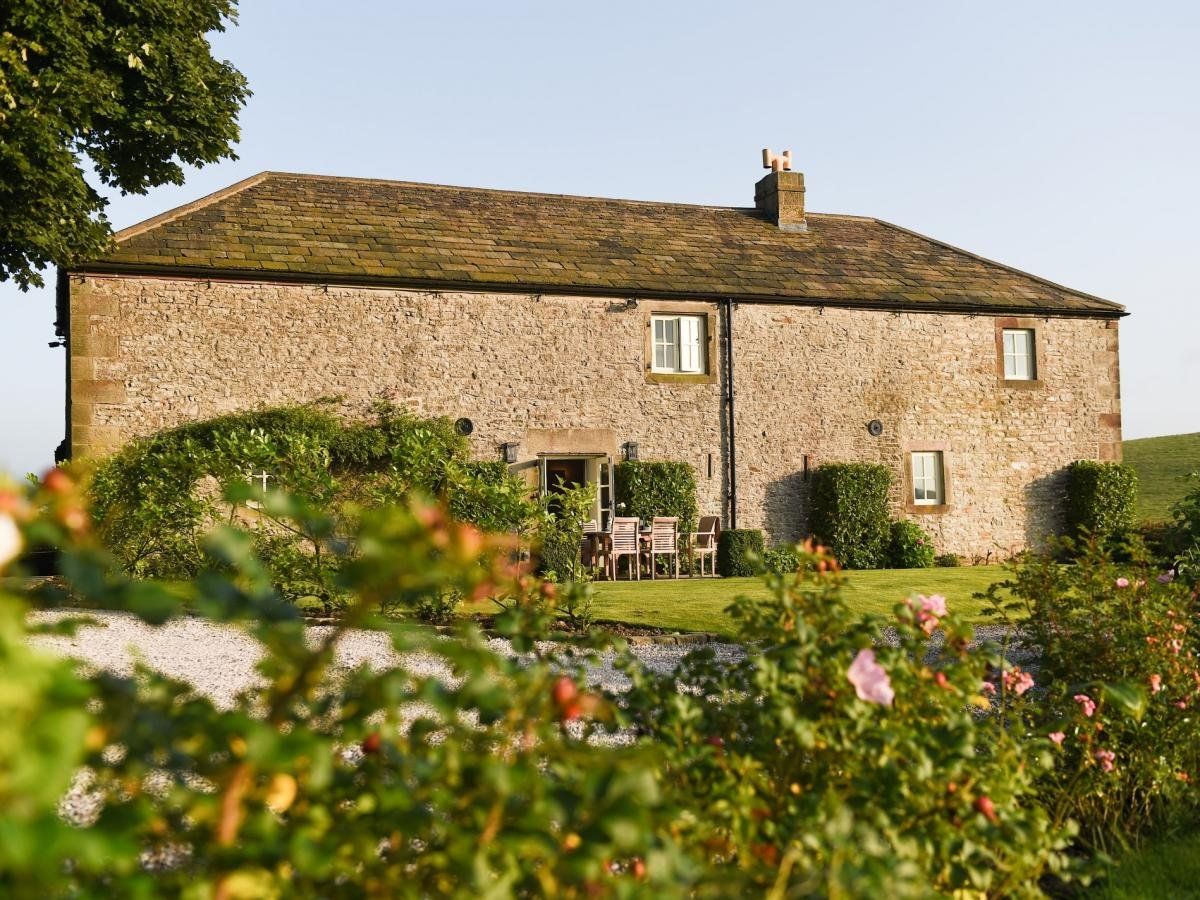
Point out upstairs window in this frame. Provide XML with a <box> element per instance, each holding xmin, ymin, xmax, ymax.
<box><xmin>910</xmin><ymin>451</ymin><xmax>944</xmax><ymax>506</ymax></box>
<box><xmin>1002</xmin><ymin>328</ymin><xmax>1036</xmax><ymax>381</ymax></box>
<box><xmin>651</xmin><ymin>314</ymin><xmax>706</xmax><ymax>374</ymax></box>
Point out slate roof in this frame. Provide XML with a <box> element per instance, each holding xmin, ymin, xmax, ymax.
<box><xmin>84</xmin><ymin>172</ymin><xmax>1123</xmax><ymax>317</ymax></box>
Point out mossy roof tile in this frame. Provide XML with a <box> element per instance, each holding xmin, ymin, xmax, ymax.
<box><xmin>85</xmin><ymin>172</ymin><xmax>1123</xmax><ymax>316</ymax></box>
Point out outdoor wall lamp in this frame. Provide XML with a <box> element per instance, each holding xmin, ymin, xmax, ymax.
<box><xmin>501</xmin><ymin>442</ymin><xmax>519</xmax><ymax>464</ymax></box>
<box><xmin>623</xmin><ymin>441</ymin><xmax>639</xmax><ymax>461</ymax></box>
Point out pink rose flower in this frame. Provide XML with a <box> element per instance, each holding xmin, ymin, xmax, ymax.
<box><xmin>1074</xmin><ymin>694</ymin><xmax>1096</xmax><ymax>717</ymax></box>
<box><xmin>1150</xmin><ymin>674</ymin><xmax>1163</xmax><ymax>694</ymax></box>
<box><xmin>847</xmin><ymin>649</ymin><xmax>894</xmax><ymax>707</ymax></box>
<box><xmin>919</xmin><ymin>594</ymin><xmax>948</xmax><ymax>617</ymax></box>
<box><xmin>981</xmin><ymin>681</ymin><xmax>996</xmax><ymax>695</ymax></box>
<box><xmin>1002</xmin><ymin>667</ymin><xmax>1035</xmax><ymax>696</ymax></box>
<box><xmin>1049</xmin><ymin>731</ymin><xmax>1065</xmax><ymax>745</ymax></box>
<box><xmin>1095</xmin><ymin>749</ymin><xmax>1116</xmax><ymax>772</ymax></box>
<box><xmin>1115</xmin><ymin>577</ymin><xmax>1130</xmax><ymax>589</ymax></box>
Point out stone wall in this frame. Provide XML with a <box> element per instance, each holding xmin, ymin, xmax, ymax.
<box><xmin>67</xmin><ymin>274</ymin><xmax>1121</xmax><ymax>558</ymax></box>
<box><xmin>730</xmin><ymin>304</ymin><xmax>1121</xmax><ymax>559</ymax></box>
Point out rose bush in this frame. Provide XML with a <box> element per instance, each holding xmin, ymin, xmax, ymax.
<box><xmin>3</xmin><ymin>472</ymin><xmax>693</xmax><ymax>897</ymax></box>
<box><xmin>982</xmin><ymin>536</ymin><xmax>1200</xmax><ymax>851</ymax></box>
<box><xmin>620</xmin><ymin>541</ymin><xmax>1076</xmax><ymax>896</ymax></box>
<box><xmin>12</xmin><ymin>469</ymin><xmax>1196</xmax><ymax>895</ymax></box>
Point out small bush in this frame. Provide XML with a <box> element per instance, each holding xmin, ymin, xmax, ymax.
<box><xmin>1167</xmin><ymin>473</ymin><xmax>1200</xmax><ymax>587</ymax></box>
<box><xmin>535</xmin><ymin>481</ymin><xmax>596</xmax><ymax>584</ymax></box>
<box><xmin>762</xmin><ymin>544</ymin><xmax>802</xmax><ymax>576</ymax></box>
<box><xmin>613</xmin><ymin>460</ymin><xmax>698</xmax><ymax>537</ymax></box>
<box><xmin>717</xmin><ymin>528</ymin><xmax>764</xmax><ymax>577</ymax></box>
<box><xmin>809</xmin><ymin>463</ymin><xmax>892</xmax><ymax>569</ymax></box>
<box><xmin>1064</xmin><ymin>460</ymin><xmax>1138</xmax><ymax>544</ymax></box>
<box><xmin>934</xmin><ymin>552</ymin><xmax>961</xmax><ymax>568</ymax></box>
<box><xmin>888</xmin><ymin>519</ymin><xmax>935</xmax><ymax>568</ymax></box>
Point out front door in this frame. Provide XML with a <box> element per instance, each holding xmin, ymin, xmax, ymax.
<box><xmin>544</xmin><ymin>459</ymin><xmax>587</xmax><ymax>516</ymax></box>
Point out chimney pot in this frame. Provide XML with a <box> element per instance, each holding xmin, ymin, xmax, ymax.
<box><xmin>755</xmin><ymin>168</ymin><xmax>806</xmax><ymax>232</ymax></box>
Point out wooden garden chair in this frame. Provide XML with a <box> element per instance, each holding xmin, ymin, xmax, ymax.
<box><xmin>642</xmin><ymin>517</ymin><xmax>680</xmax><ymax>579</ymax></box>
<box><xmin>609</xmin><ymin>517</ymin><xmax>641</xmax><ymax>581</ymax></box>
<box><xmin>690</xmin><ymin>515</ymin><xmax>720</xmax><ymax>577</ymax></box>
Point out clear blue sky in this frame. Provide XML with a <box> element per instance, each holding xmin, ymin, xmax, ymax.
<box><xmin>3</xmin><ymin>0</ymin><xmax>1198</xmax><ymax>475</ymax></box>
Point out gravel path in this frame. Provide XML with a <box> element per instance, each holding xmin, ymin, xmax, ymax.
<box><xmin>28</xmin><ymin>611</ymin><xmax>1034</xmax><ymax>708</ymax></box>
<box><xmin>30</xmin><ymin>610</ymin><xmax>1034</xmax><ymax>838</ymax></box>
<box><xmin>27</xmin><ymin>610</ymin><xmax>747</xmax><ymax>707</ymax></box>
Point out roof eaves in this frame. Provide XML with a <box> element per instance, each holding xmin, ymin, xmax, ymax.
<box><xmin>70</xmin><ymin>261</ymin><xmax>1129</xmax><ymax>319</ymax></box>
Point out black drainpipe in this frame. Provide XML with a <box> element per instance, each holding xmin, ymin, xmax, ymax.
<box><xmin>54</xmin><ymin>266</ymin><xmax>71</xmax><ymax>462</ymax></box>
<box><xmin>722</xmin><ymin>298</ymin><xmax>737</xmax><ymax>529</ymax></box>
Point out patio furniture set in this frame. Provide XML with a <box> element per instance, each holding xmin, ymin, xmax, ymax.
<box><xmin>581</xmin><ymin>515</ymin><xmax>720</xmax><ymax>580</ymax></box>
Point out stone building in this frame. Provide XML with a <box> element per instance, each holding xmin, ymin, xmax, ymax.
<box><xmin>59</xmin><ymin>163</ymin><xmax>1125</xmax><ymax>558</ymax></box>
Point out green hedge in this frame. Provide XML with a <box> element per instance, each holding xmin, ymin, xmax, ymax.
<box><xmin>613</xmin><ymin>460</ymin><xmax>698</xmax><ymax>537</ymax></box>
<box><xmin>1064</xmin><ymin>460</ymin><xmax>1138</xmax><ymax>542</ymax></box>
<box><xmin>87</xmin><ymin>402</ymin><xmax>539</xmax><ymax>603</ymax></box>
<box><xmin>717</xmin><ymin>529</ymin><xmax>764</xmax><ymax>577</ymax></box>
<box><xmin>809</xmin><ymin>463</ymin><xmax>892</xmax><ymax>569</ymax></box>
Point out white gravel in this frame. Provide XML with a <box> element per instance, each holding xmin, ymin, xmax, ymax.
<box><xmin>27</xmin><ymin>610</ymin><xmax>744</xmax><ymax>707</ymax></box>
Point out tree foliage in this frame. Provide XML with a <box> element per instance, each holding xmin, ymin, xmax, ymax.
<box><xmin>0</xmin><ymin>0</ymin><xmax>249</xmax><ymax>288</ymax></box>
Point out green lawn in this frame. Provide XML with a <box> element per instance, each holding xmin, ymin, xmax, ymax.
<box><xmin>1124</xmin><ymin>432</ymin><xmax>1200</xmax><ymax>522</ymax></box>
<box><xmin>1090</xmin><ymin>832</ymin><xmax>1200</xmax><ymax>899</ymax></box>
<box><xmin>585</xmin><ymin>565</ymin><xmax>1007</xmax><ymax>636</ymax></box>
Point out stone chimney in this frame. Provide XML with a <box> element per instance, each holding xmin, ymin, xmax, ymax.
<box><xmin>755</xmin><ymin>149</ymin><xmax>806</xmax><ymax>232</ymax></box>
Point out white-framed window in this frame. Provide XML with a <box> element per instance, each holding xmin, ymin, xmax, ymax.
<box><xmin>651</xmin><ymin>314</ymin><xmax>706</xmax><ymax>374</ymax></box>
<box><xmin>1002</xmin><ymin>328</ymin><xmax>1036</xmax><ymax>380</ymax></box>
<box><xmin>910</xmin><ymin>451</ymin><xmax>944</xmax><ymax>506</ymax></box>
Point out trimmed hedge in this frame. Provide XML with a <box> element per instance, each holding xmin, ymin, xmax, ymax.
<box><xmin>889</xmin><ymin>519</ymin><xmax>935</xmax><ymax>568</ymax></box>
<box><xmin>1064</xmin><ymin>460</ymin><xmax>1138</xmax><ymax>542</ymax></box>
<box><xmin>809</xmin><ymin>463</ymin><xmax>892</xmax><ymax>569</ymax></box>
<box><xmin>718</xmin><ymin>528</ymin><xmax>765</xmax><ymax>577</ymax></box>
<box><xmin>613</xmin><ymin>460</ymin><xmax>698</xmax><ymax>537</ymax></box>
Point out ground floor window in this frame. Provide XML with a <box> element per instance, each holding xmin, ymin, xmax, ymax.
<box><xmin>910</xmin><ymin>451</ymin><xmax>945</xmax><ymax>506</ymax></box>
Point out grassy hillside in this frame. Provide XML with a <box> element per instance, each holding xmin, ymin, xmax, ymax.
<box><xmin>1123</xmin><ymin>432</ymin><xmax>1200</xmax><ymax>522</ymax></box>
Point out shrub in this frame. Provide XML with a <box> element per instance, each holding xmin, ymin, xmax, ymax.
<box><xmin>982</xmin><ymin>536</ymin><xmax>1200</xmax><ymax>850</ymax></box>
<box><xmin>1166</xmin><ymin>473</ymin><xmax>1200</xmax><ymax>587</ymax></box>
<box><xmin>888</xmin><ymin>519</ymin><xmax>935</xmax><ymax>568</ymax></box>
<box><xmin>87</xmin><ymin>403</ymin><xmax>539</xmax><ymax>617</ymax></box>
<box><xmin>1064</xmin><ymin>460</ymin><xmax>1138</xmax><ymax>545</ymax></box>
<box><xmin>934</xmin><ymin>552</ymin><xmax>961</xmax><ymax>567</ymax></box>
<box><xmin>809</xmin><ymin>463</ymin><xmax>892</xmax><ymax>569</ymax></box>
<box><xmin>535</xmin><ymin>481</ymin><xmax>597</xmax><ymax>584</ymax></box>
<box><xmin>0</xmin><ymin>472</ymin><xmax>694</xmax><ymax>895</ymax></box>
<box><xmin>613</xmin><ymin>460</ymin><xmax>698</xmax><ymax>537</ymax></box>
<box><xmin>762</xmin><ymin>543</ymin><xmax>802</xmax><ymax>576</ymax></box>
<box><xmin>1</xmin><ymin>478</ymin><xmax>1081</xmax><ymax>896</ymax></box>
<box><xmin>622</xmin><ymin>541</ymin><xmax>1076</xmax><ymax>894</ymax></box>
<box><xmin>717</xmin><ymin>528</ymin><xmax>764</xmax><ymax>577</ymax></box>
